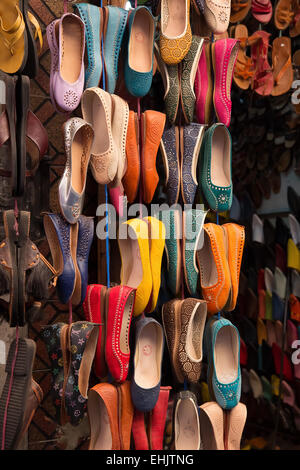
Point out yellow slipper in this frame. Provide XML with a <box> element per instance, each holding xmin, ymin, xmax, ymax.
<box><xmin>0</xmin><ymin>0</ymin><xmax>27</xmax><ymax>74</ymax></box>
<box><xmin>287</xmin><ymin>238</ymin><xmax>300</xmax><ymax>272</ymax></box>
<box><xmin>144</xmin><ymin>216</ymin><xmax>166</xmax><ymax>313</ymax></box>
<box><xmin>257</xmin><ymin>318</ymin><xmax>267</xmax><ymax>345</ymax></box>
<box><xmin>118</xmin><ymin>218</ymin><xmax>152</xmax><ymax>317</ymax></box>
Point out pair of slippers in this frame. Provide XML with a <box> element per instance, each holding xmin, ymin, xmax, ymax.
<box><xmin>0</xmin><ymin>72</ymin><xmax>48</xmax><ymax>197</ymax></box>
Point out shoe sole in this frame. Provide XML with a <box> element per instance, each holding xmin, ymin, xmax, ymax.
<box><xmin>0</xmin><ymin>338</ymin><xmax>36</xmax><ymax>449</ymax></box>
<box><xmin>15</xmin><ymin>75</ymin><xmax>30</xmax><ymax>197</ymax></box>
<box><xmin>22</xmin><ymin>0</ymin><xmax>39</xmax><ymax>78</ymax></box>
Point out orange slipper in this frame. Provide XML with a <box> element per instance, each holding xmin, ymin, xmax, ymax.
<box><xmin>222</xmin><ymin>223</ymin><xmax>245</xmax><ymax>312</ymax></box>
<box><xmin>271</xmin><ymin>36</ymin><xmax>294</xmax><ymax>96</ymax></box>
<box><xmin>230</xmin><ymin>0</ymin><xmax>251</xmax><ymax>23</ymax></box>
<box><xmin>141</xmin><ymin>110</ymin><xmax>166</xmax><ymax>204</ymax></box>
<box><xmin>123</xmin><ymin>110</ymin><xmax>140</xmax><ymax>203</ymax></box>
<box><xmin>196</xmin><ymin>223</ymin><xmax>231</xmax><ymax>315</ymax></box>
<box><xmin>274</xmin><ymin>0</ymin><xmax>294</xmax><ymax>30</ymax></box>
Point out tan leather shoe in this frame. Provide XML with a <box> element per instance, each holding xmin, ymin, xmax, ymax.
<box><xmin>116</xmin><ymin>381</ymin><xmax>134</xmax><ymax>450</ymax></box>
<box><xmin>123</xmin><ymin>110</ymin><xmax>140</xmax><ymax>203</ymax></box>
<box><xmin>199</xmin><ymin>402</ymin><xmax>224</xmax><ymax>450</ymax></box>
<box><xmin>81</xmin><ymin>87</ymin><xmax>118</xmax><ymax>185</ymax></box>
<box><xmin>110</xmin><ymin>93</ymin><xmax>129</xmax><ymax>188</ymax></box>
<box><xmin>141</xmin><ymin>110</ymin><xmax>166</xmax><ymax>204</ymax></box>
<box><xmin>203</xmin><ymin>0</ymin><xmax>231</xmax><ymax>34</ymax></box>
<box><xmin>88</xmin><ymin>383</ymin><xmax>120</xmax><ymax>450</ymax></box>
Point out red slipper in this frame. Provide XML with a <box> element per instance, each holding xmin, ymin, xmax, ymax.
<box><xmin>240</xmin><ymin>338</ymin><xmax>248</xmax><ymax>367</ymax></box>
<box><xmin>105</xmin><ymin>285</ymin><xmax>136</xmax><ymax>383</ymax></box>
<box><xmin>250</xmin><ymin>30</ymin><xmax>274</xmax><ymax>96</ymax></box>
<box><xmin>132</xmin><ymin>409</ymin><xmax>149</xmax><ymax>450</ymax></box>
<box><xmin>149</xmin><ymin>386</ymin><xmax>172</xmax><ymax>450</ymax></box>
<box><xmin>83</xmin><ymin>284</ymin><xmax>107</xmax><ymax>379</ymax></box>
<box><xmin>272</xmin><ymin>342</ymin><xmax>293</xmax><ymax>382</ymax></box>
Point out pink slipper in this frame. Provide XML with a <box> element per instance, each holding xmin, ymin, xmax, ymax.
<box><xmin>251</xmin><ymin>0</ymin><xmax>273</xmax><ymax>24</ymax></box>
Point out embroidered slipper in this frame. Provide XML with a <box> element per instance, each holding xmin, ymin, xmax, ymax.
<box><xmin>123</xmin><ymin>111</ymin><xmax>139</xmax><ymax>204</ymax></box>
<box><xmin>271</xmin><ymin>36</ymin><xmax>293</xmax><ymax>96</ymax></box>
<box><xmin>160</xmin><ymin>125</ymin><xmax>180</xmax><ymax>205</ymax></box>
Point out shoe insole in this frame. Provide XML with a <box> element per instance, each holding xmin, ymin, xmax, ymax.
<box><xmin>199</xmin><ymin>231</ymin><xmax>217</xmax><ymax>287</ymax></box>
<box><xmin>71</xmin><ymin>127</ymin><xmax>91</xmax><ymax>194</ymax></box>
<box><xmin>119</xmin><ymin>228</ymin><xmax>143</xmax><ymax>288</ymax></box>
<box><xmin>186</xmin><ymin>303</ymin><xmax>205</xmax><ymax>361</ymax></box>
<box><xmin>214</xmin><ymin>326</ymin><xmax>238</xmax><ymax>384</ymax></box>
<box><xmin>175</xmin><ymin>398</ymin><xmax>200</xmax><ymax>450</ymax></box>
<box><xmin>88</xmin><ymin>392</ymin><xmax>112</xmax><ymax>450</ymax></box>
<box><xmin>211</xmin><ymin>126</ymin><xmax>230</xmax><ymax>187</ymax></box>
<box><xmin>61</xmin><ymin>16</ymin><xmax>82</xmax><ymax>84</ymax></box>
<box><xmin>135</xmin><ymin>323</ymin><xmax>160</xmax><ymax>389</ymax></box>
<box><xmin>88</xmin><ymin>96</ymin><xmax>109</xmax><ymax>155</ymax></box>
<box><xmin>164</xmin><ymin>0</ymin><xmax>186</xmax><ymax>38</ymax></box>
<box><xmin>129</xmin><ymin>9</ymin><xmax>153</xmax><ymax>73</ymax></box>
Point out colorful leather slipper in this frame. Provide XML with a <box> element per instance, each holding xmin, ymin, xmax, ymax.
<box><xmin>144</xmin><ymin>216</ymin><xmax>166</xmax><ymax>313</ymax></box>
<box><xmin>251</xmin><ymin>0</ymin><xmax>273</xmax><ymax>23</ymax></box>
<box><xmin>162</xmin><ymin>299</ymin><xmax>185</xmax><ymax>383</ymax></box>
<box><xmin>0</xmin><ymin>0</ymin><xmax>27</xmax><ymax>74</ymax></box>
<box><xmin>81</xmin><ymin>87</ymin><xmax>118</xmax><ymax>185</ymax></box>
<box><xmin>183</xmin><ymin>208</ymin><xmax>207</xmax><ymax>296</ymax></box>
<box><xmin>203</xmin><ymin>0</ymin><xmax>230</xmax><ymax>34</ymax></box>
<box><xmin>159</xmin><ymin>0</ymin><xmax>192</xmax><ymax>65</ymax></box>
<box><xmin>83</xmin><ymin>284</ymin><xmax>107</xmax><ymax>379</ymax></box>
<box><xmin>105</xmin><ymin>285</ymin><xmax>135</xmax><ymax>383</ymax></box>
<box><xmin>200</xmin><ymin>123</ymin><xmax>233</xmax><ymax>213</ymax></box>
<box><xmin>132</xmin><ymin>408</ymin><xmax>149</xmax><ymax>450</ymax></box>
<box><xmin>180</xmin><ymin>123</ymin><xmax>205</xmax><ymax>205</ymax></box>
<box><xmin>157</xmin><ymin>208</ymin><xmax>182</xmax><ymax>296</ymax></box>
<box><xmin>88</xmin><ymin>383</ymin><xmax>120</xmax><ymax>450</ymax></box>
<box><xmin>230</xmin><ymin>0</ymin><xmax>251</xmax><ymax>23</ymax></box>
<box><xmin>160</xmin><ymin>125</ymin><xmax>180</xmax><ymax>205</ymax></box>
<box><xmin>131</xmin><ymin>316</ymin><xmax>164</xmax><ymax>412</ymax></box>
<box><xmin>76</xmin><ymin>215</ymin><xmax>94</xmax><ymax>305</ymax></box>
<box><xmin>47</xmin><ymin>13</ymin><xmax>85</xmax><ymax>114</ymax></box>
<box><xmin>43</xmin><ymin>213</ymin><xmax>75</xmax><ymax>305</ymax></box>
<box><xmin>174</xmin><ymin>391</ymin><xmax>201</xmax><ymax>450</ymax></box>
<box><xmin>196</xmin><ymin>224</ymin><xmax>231</xmax><ymax>315</ymax></box>
<box><xmin>118</xmin><ymin>218</ymin><xmax>152</xmax><ymax>316</ymax></box>
<box><xmin>123</xmin><ymin>110</ymin><xmax>140</xmax><ymax>203</ymax></box>
<box><xmin>222</xmin><ymin>223</ymin><xmax>245</xmax><ymax>312</ymax></box>
<box><xmin>225</xmin><ymin>402</ymin><xmax>247</xmax><ymax>450</ymax></box>
<box><xmin>103</xmin><ymin>6</ymin><xmax>128</xmax><ymax>94</ymax></box>
<box><xmin>0</xmin><ymin>338</ymin><xmax>36</xmax><ymax>450</ymax></box>
<box><xmin>154</xmin><ymin>43</ymin><xmax>180</xmax><ymax>125</ymax></box>
<box><xmin>141</xmin><ymin>110</ymin><xmax>166</xmax><ymax>204</ymax></box>
<box><xmin>124</xmin><ymin>6</ymin><xmax>155</xmax><ymax>97</ymax></box>
<box><xmin>195</xmin><ymin>39</ymin><xmax>212</xmax><ymax>125</ymax></box>
<box><xmin>73</xmin><ymin>4</ymin><xmax>103</xmax><ymax>89</ymax></box>
<box><xmin>204</xmin><ymin>316</ymin><xmax>241</xmax><ymax>410</ymax></box>
<box><xmin>59</xmin><ymin>118</ymin><xmax>94</xmax><ymax>224</ymax></box>
<box><xmin>109</xmin><ymin>93</ymin><xmax>129</xmax><ymax>189</ymax></box>
<box><xmin>271</xmin><ymin>37</ymin><xmax>293</xmax><ymax>97</ymax></box>
<box><xmin>211</xmin><ymin>39</ymin><xmax>239</xmax><ymax>127</ymax></box>
<box><xmin>116</xmin><ymin>381</ymin><xmax>134</xmax><ymax>450</ymax></box>
<box><xmin>199</xmin><ymin>402</ymin><xmax>224</xmax><ymax>450</ymax></box>
<box><xmin>41</xmin><ymin>323</ymin><xmax>67</xmax><ymax>424</ymax></box>
<box><xmin>64</xmin><ymin>321</ymin><xmax>99</xmax><ymax>426</ymax></box>
<box><xmin>180</xmin><ymin>35</ymin><xmax>204</xmax><ymax>124</ymax></box>
<box><xmin>148</xmin><ymin>386</ymin><xmax>172</xmax><ymax>450</ymax></box>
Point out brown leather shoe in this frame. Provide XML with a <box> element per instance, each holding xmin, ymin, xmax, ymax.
<box><xmin>116</xmin><ymin>381</ymin><xmax>134</xmax><ymax>450</ymax></box>
<box><xmin>123</xmin><ymin>110</ymin><xmax>140</xmax><ymax>203</ymax></box>
<box><xmin>141</xmin><ymin>110</ymin><xmax>166</xmax><ymax>204</ymax></box>
<box><xmin>88</xmin><ymin>383</ymin><xmax>120</xmax><ymax>450</ymax></box>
